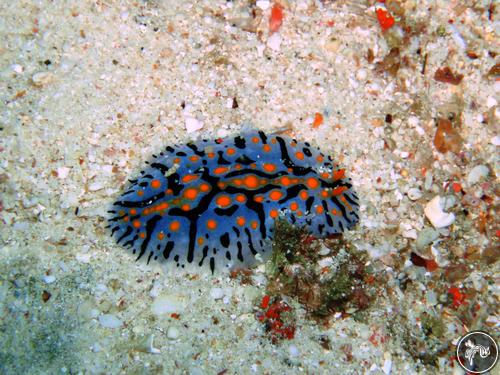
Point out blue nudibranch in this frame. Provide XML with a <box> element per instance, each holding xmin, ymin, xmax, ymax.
<box><xmin>107</xmin><ymin>131</ymin><xmax>359</xmax><ymax>273</ymax></box>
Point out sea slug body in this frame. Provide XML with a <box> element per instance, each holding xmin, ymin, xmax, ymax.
<box><xmin>107</xmin><ymin>131</ymin><xmax>359</xmax><ymax>273</ymax></box>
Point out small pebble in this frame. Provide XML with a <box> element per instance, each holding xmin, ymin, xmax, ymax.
<box><xmin>486</xmin><ymin>96</ymin><xmax>497</xmax><ymax>108</ymax></box>
<box><xmin>210</xmin><ymin>287</ymin><xmax>225</xmax><ymax>300</ymax></box>
<box><xmin>149</xmin><ymin>280</ymin><xmax>162</xmax><ymax>298</ymax></box>
<box><xmin>426</xmin><ymin>290</ymin><xmax>438</xmax><ymax>305</ymax></box>
<box><xmin>57</xmin><ymin>167</ymin><xmax>70</xmax><ymax>179</ymax></box>
<box><xmin>42</xmin><ymin>275</ymin><xmax>56</xmax><ymax>284</ymax></box>
<box><xmin>416</xmin><ymin>227</ymin><xmax>439</xmax><ymax>250</ymax></box>
<box><xmin>424</xmin><ymin>196</ymin><xmax>456</xmax><ymax>228</ymax></box>
<box><xmin>88</xmin><ymin>182</ymin><xmax>104</xmax><ymax>191</ymax></box>
<box><xmin>399</xmin><ymin>151</ymin><xmax>409</xmax><ymax>158</ymax></box>
<box><xmin>382</xmin><ymin>358</ymin><xmax>392</xmax><ymax>375</ymax></box>
<box><xmin>424</xmin><ymin>172</ymin><xmax>433</xmax><ymax>190</ymax></box>
<box><xmin>407</xmin><ymin>188</ymin><xmax>422</xmax><ymax>201</ymax></box>
<box><xmin>185</xmin><ymin>117</ymin><xmax>204</xmax><ymax>133</ymax></box>
<box><xmin>402</xmin><ymin>229</ymin><xmax>417</xmax><ymax>239</ymax></box>
<box><xmin>32</xmin><ymin>71</ymin><xmax>54</xmax><ymax>87</ymax></box>
<box><xmin>76</xmin><ymin>253</ymin><xmax>91</xmax><ymax>263</ymax></box>
<box><xmin>137</xmin><ymin>334</ymin><xmax>161</xmax><ymax>354</ymax></box>
<box><xmin>356</xmin><ymin>69</ymin><xmax>367</xmax><ymax>81</ymax></box>
<box><xmin>442</xmin><ymin>195</ymin><xmax>456</xmax><ymax>211</ymax></box>
<box><xmin>318</xmin><ymin>244</ymin><xmax>330</xmax><ymax>256</ymax></box>
<box><xmin>467</xmin><ymin>165</ymin><xmax>489</xmax><ymax>185</ymax></box>
<box><xmin>267</xmin><ymin>33</ymin><xmax>281</xmax><ymax>51</ymax></box>
<box><xmin>289</xmin><ymin>344</ymin><xmax>299</xmax><ymax>357</ymax></box>
<box><xmin>167</xmin><ymin>326</ymin><xmax>179</xmax><ymax>340</ymax></box>
<box><xmin>12</xmin><ymin>64</ymin><xmax>23</xmax><ymax>73</ymax></box>
<box><xmin>98</xmin><ymin>314</ymin><xmax>123</xmax><ymax>329</ymax></box>
<box><xmin>256</xmin><ymin>0</ymin><xmax>270</xmax><ymax>10</ymax></box>
<box><xmin>151</xmin><ymin>294</ymin><xmax>186</xmax><ymax>315</ymax></box>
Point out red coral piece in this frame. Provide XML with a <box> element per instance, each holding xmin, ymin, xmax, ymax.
<box><xmin>256</xmin><ymin>297</ymin><xmax>296</xmax><ymax>342</ymax></box>
<box><xmin>448</xmin><ymin>286</ymin><xmax>467</xmax><ymax>308</ymax></box>
<box><xmin>269</xmin><ymin>3</ymin><xmax>284</xmax><ymax>34</ymax></box>
<box><xmin>376</xmin><ymin>6</ymin><xmax>395</xmax><ymax>31</ymax></box>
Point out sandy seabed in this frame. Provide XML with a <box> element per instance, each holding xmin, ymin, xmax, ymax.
<box><xmin>1</xmin><ymin>1</ymin><xmax>499</xmax><ymax>374</ymax></box>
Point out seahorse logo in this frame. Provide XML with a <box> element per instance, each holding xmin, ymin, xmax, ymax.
<box><xmin>464</xmin><ymin>339</ymin><xmax>491</xmax><ymax>366</ymax></box>
<box><xmin>456</xmin><ymin>331</ymin><xmax>498</xmax><ymax>374</ymax></box>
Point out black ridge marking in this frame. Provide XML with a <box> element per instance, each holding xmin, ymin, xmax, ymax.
<box><xmin>109</xmin><ymin>214</ymin><xmax>126</xmax><ymax>222</ymax></box>
<box><xmin>128</xmin><ymin>179</ymin><xmax>138</xmax><ymax>184</ymax></box>
<box><xmin>147</xmin><ymin>251</ymin><xmax>154</xmax><ymax>264</ymax></box>
<box><xmin>303</xmin><ymin>147</ymin><xmax>312</xmax><ymax>157</ymax></box>
<box><xmin>325</xmin><ymin>210</ymin><xmax>334</xmax><ymax>227</ymax></box>
<box><xmin>199</xmin><ymin>245</ymin><xmax>209</xmax><ymax>266</ymax></box>
<box><xmin>331</xmin><ymin>196</ymin><xmax>349</xmax><ymax>221</ymax></box>
<box><xmin>210</xmin><ymin>257</ymin><xmax>215</xmax><ymax>274</ymax></box>
<box><xmin>136</xmin><ymin>215</ymin><xmax>162</xmax><ymax>261</ymax></box>
<box><xmin>258</xmin><ymin>131</ymin><xmax>268</xmax><ymax>143</ymax></box>
<box><xmin>139</xmin><ymin>181</ymin><xmax>148</xmax><ymax>187</ymax></box>
<box><xmin>111</xmin><ymin>226</ymin><xmax>120</xmax><ymax>236</ymax></box>
<box><xmin>234</xmin><ymin>155</ymin><xmax>255</xmax><ymax>165</ymax></box>
<box><xmin>220</xmin><ymin>233</ymin><xmax>230</xmax><ymax>248</ymax></box>
<box><xmin>162</xmin><ymin>241</ymin><xmax>174</xmax><ymax>259</ymax></box>
<box><xmin>351</xmin><ymin>193</ymin><xmax>359</xmax><ymax>200</ymax></box>
<box><xmin>234</xmin><ymin>136</ymin><xmax>246</xmax><ymax>149</ymax></box>
<box><xmin>157</xmin><ymin>244</ymin><xmax>161</xmax><ymax>250</ymax></box>
<box><xmin>225</xmin><ymin>168</ymin><xmax>283</xmax><ymax>179</ymax></box>
<box><xmin>166</xmin><ymin>146</ymin><xmax>174</xmax><ymax>153</ymax></box>
<box><xmin>318</xmin><ymin>224</ymin><xmax>325</xmax><ymax>234</ymax></box>
<box><xmin>232</xmin><ymin>226</ymin><xmax>240</xmax><ymax>237</ymax></box>
<box><xmin>107</xmin><ymin>210</ymin><xmax>116</xmax><ymax>214</ymax></box>
<box><xmin>306</xmin><ymin>219</ymin><xmax>312</xmax><ymax>225</ymax></box>
<box><xmin>123</xmin><ymin>234</ymin><xmax>138</xmax><ymax>249</ymax></box>
<box><xmin>150</xmin><ymin>162</ymin><xmax>169</xmax><ymax>174</ymax></box>
<box><xmin>290</xmin><ymin>214</ymin><xmax>296</xmax><ymax>224</ymax></box>
<box><xmin>117</xmin><ymin>226</ymin><xmax>133</xmax><ymax>244</ymax></box>
<box><xmin>321</xmin><ymin>199</ymin><xmax>330</xmax><ymax>217</ymax></box>
<box><xmin>187</xmin><ymin>220</ymin><xmax>198</xmax><ymax>263</ymax></box>
<box><xmin>305</xmin><ymin>142</ymin><xmax>311</xmax><ymax>147</ymax></box>
<box><xmin>214</xmin><ymin>205</ymin><xmax>239</xmax><ymax>217</ymax></box>
<box><xmin>176</xmin><ymin>151</ymin><xmax>187</xmax><ymax>157</ymax></box>
<box><xmin>339</xmin><ymin>221</ymin><xmax>344</xmax><ymax>232</ymax></box>
<box><xmin>275</xmin><ymin>137</ymin><xmax>314</xmax><ymax>176</ymax></box>
<box><xmin>244</xmin><ymin>228</ymin><xmax>257</xmax><ymax>255</ymax></box>
<box><xmin>165</xmin><ymin>172</ymin><xmax>183</xmax><ymax>195</ymax></box>
<box><xmin>187</xmin><ymin>143</ymin><xmax>206</xmax><ymax>157</ymax></box>
<box><xmin>344</xmin><ymin>193</ymin><xmax>358</xmax><ymax>207</ymax></box>
<box><xmin>279</xmin><ymin>184</ymin><xmax>307</xmax><ymax>203</ymax></box>
<box><xmin>217</xmin><ymin>151</ymin><xmax>231</xmax><ymax>165</ymax></box>
<box><xmin>305</xmin><ymin>197</ymin><xmax>314</xmax><ymax>213</ymax></box>
<box><xmin>114</xmin><ymin>191</ymin><xmax>165</xmax><ymax>208</ymax></box>
<box><xmin>174</xmin><ymin>254</ymin><xmax>179</xmax><ymax>262</ymax></box>
<box><xmin>237</xmin><ymin>241</ymin><xmax>243</xmax><ymax>261</ymax></box>
<box><xmin>226</xmin><ymin>251</ymin><xmax>231</xmax><ymax>260</ymax></box>
<box><xmin>143</xmin><ymin>174</ymin><xmax>154</xmax><ymax>179</ymax></box>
